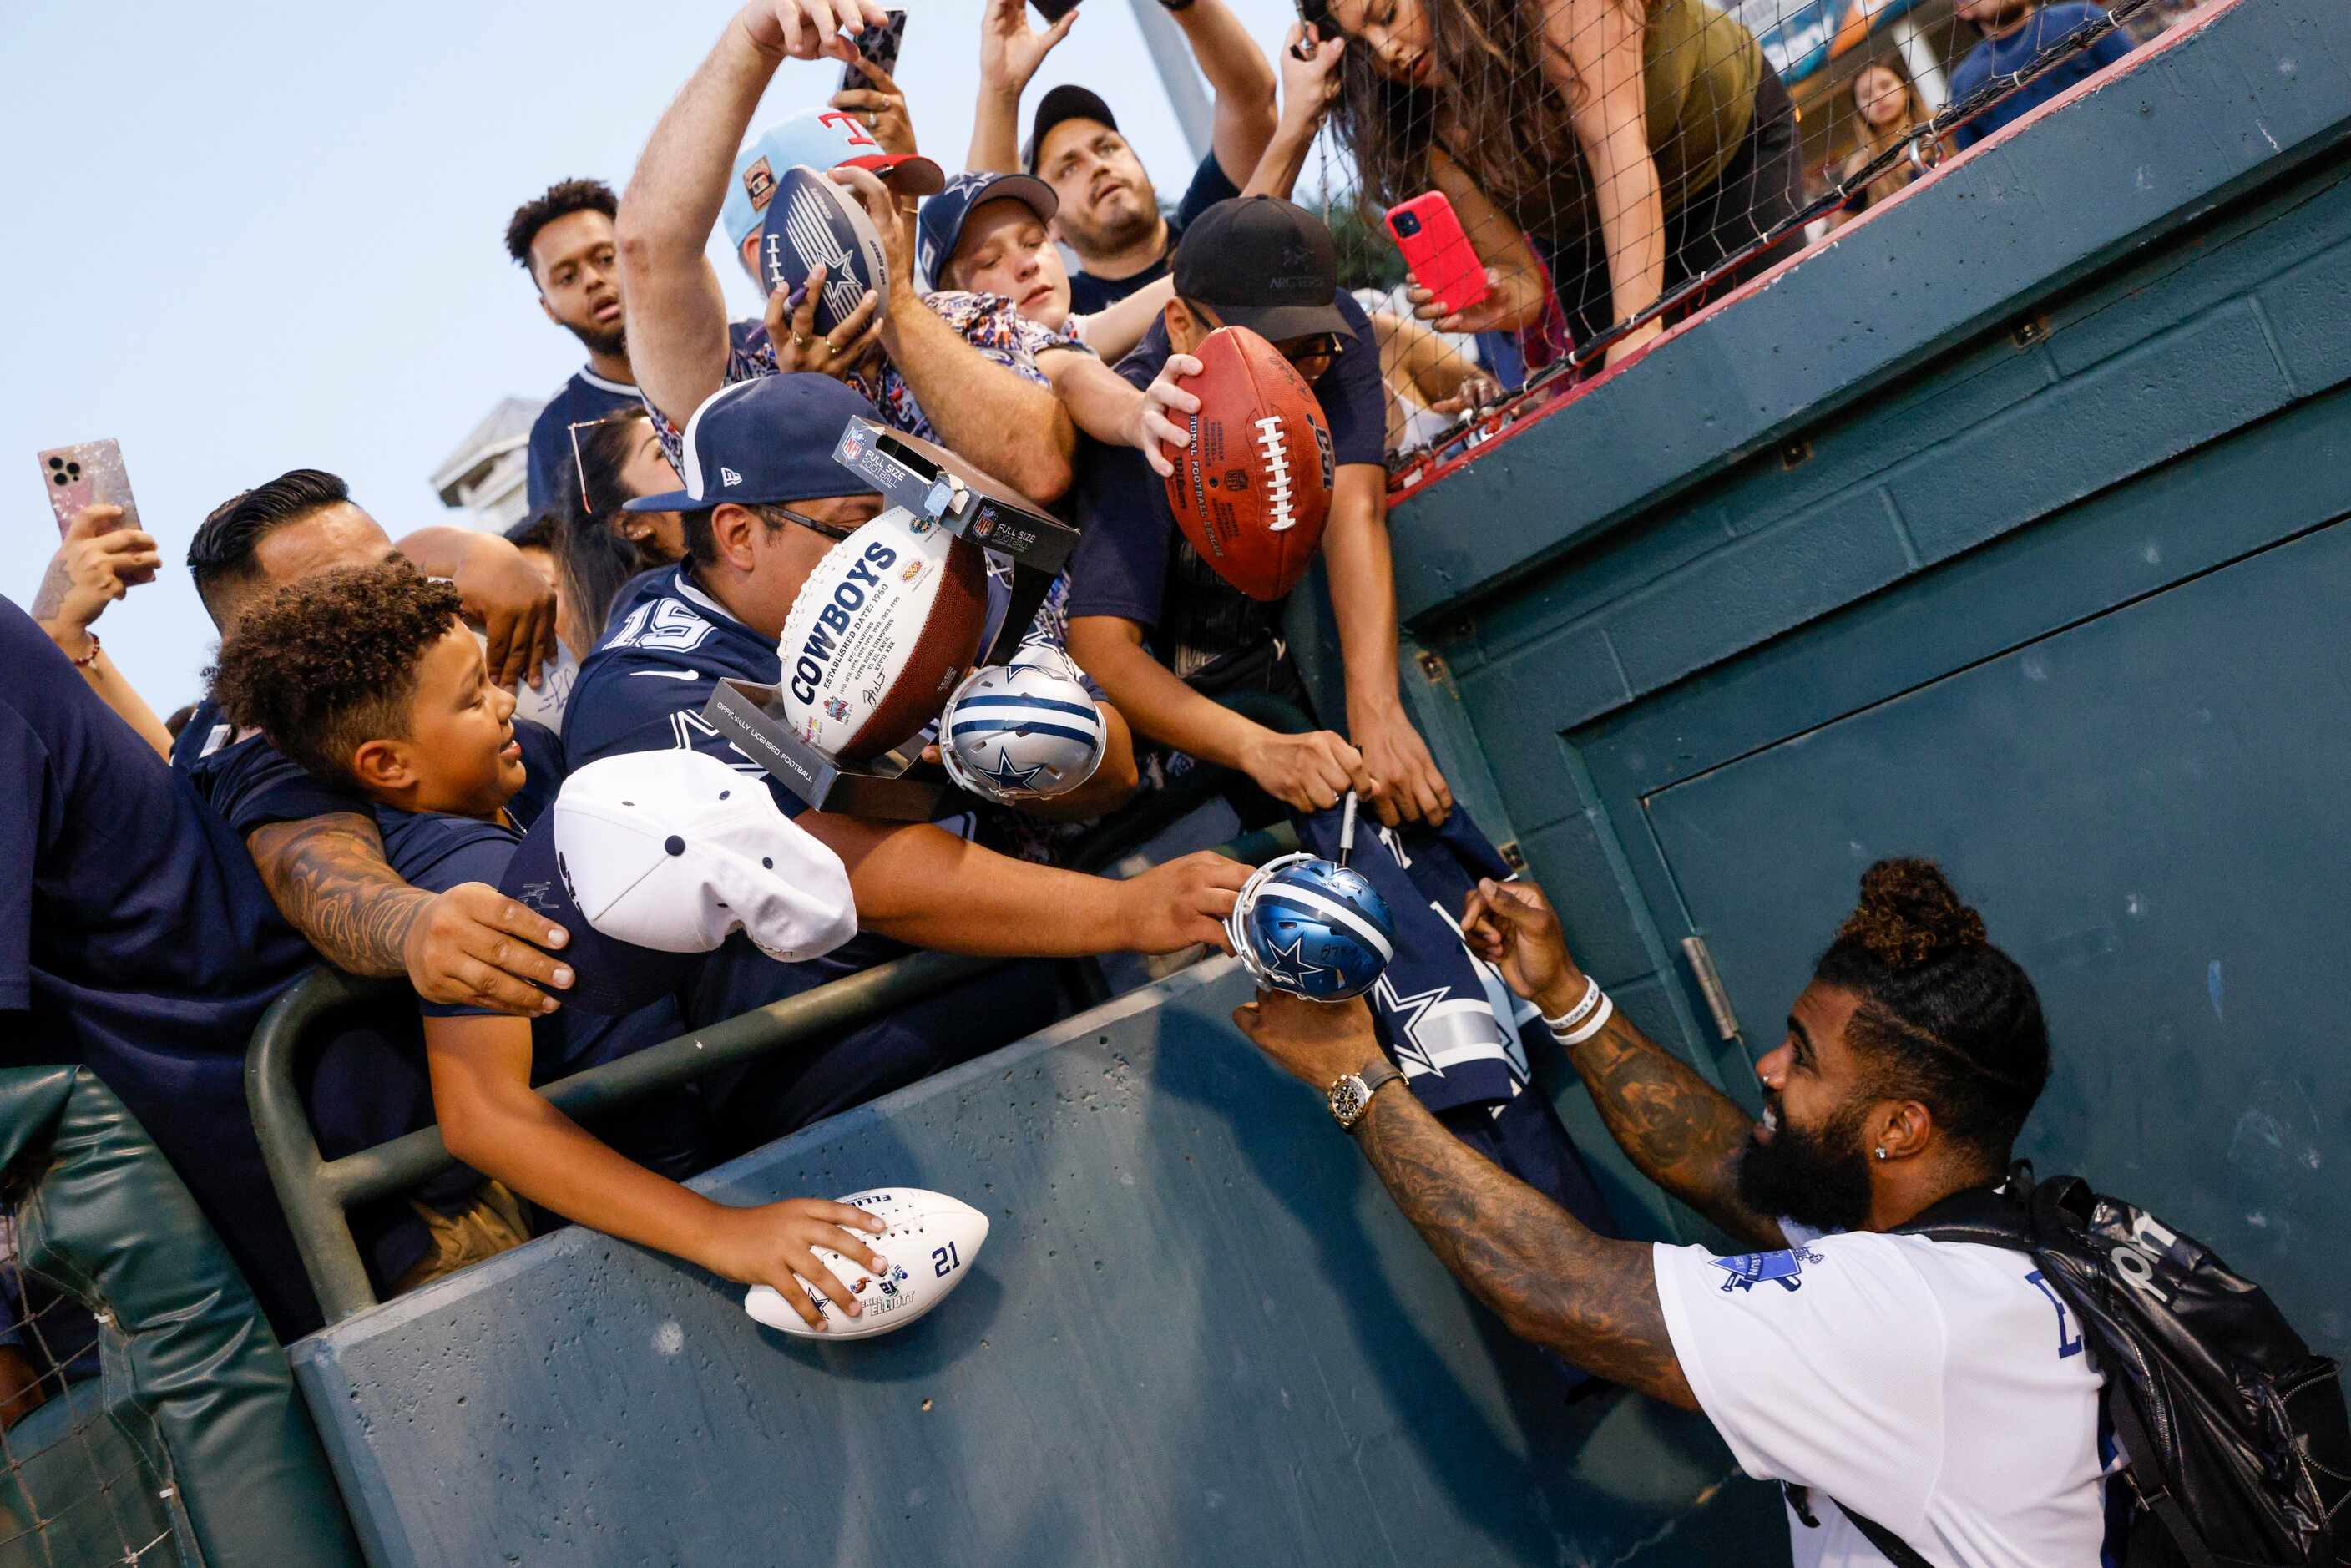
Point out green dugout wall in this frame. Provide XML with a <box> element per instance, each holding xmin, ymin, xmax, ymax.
<box><xmin>293</xmin><ymin>3</ymin><xmax>2351</xmax><ymax>1560</ymax></box>
<box><xmin>1391</xmin><ymin>0</ymin><xmax>2351</xmax><ymax>1357</ymax></box>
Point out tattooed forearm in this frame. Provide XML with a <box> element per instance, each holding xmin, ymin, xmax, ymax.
<box><xmin>1557</xmin><ymin>1012</ymin><xmax>1782</xmax><ymax>1249</ymax></box>
<box><xmin>245</xmin><ymin>814</ymin><xmax>427</xmax><ymax>979</ymax></box>
<box><xmin>1353</xmin><ymin>1090</ymin><xmax>1697</xmax><ymax>1407</ymax></box>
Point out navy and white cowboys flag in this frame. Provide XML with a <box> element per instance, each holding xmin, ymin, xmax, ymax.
<box><xmin>1295</xmin><ymin>804</ymin><xmax>1537</xmax><ymax>1118</ymax></box>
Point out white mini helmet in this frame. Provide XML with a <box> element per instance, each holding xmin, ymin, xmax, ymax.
<box><xmin>938</xmin><ymin>658</ymin><xmax>1106</xmax><ymax>802</ymax></box>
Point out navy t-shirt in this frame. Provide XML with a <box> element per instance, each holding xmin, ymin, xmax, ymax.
<box><xmin>0</xmin><ymin>598</ymin><xmax>324</xmax><ymax>1329</ymax></box>
<box><xmin>525</xmin><ymin>367</ymin><xmax>642</xmax><ymax>516</ymax></box>
<box><xmin>1065</xmin><ymin>154</ymin><xmax>1241</xmax><ymax>317</ymax></box>
<box><xmin>375</xmin><ymin>722</ymin><xmax>675</xmax><ymax>1055</ymax></box>
<box><xmin>1064</xmin><ymin>289</ymin><xmax>1384</xmax><ymax>682</ymax></box>
<box><xmin>173</xmin><ymin>697</ymin><xmax>367</xmax><ymax>837</ymax></box>
<box><xmin>1949</xmin><ymin>3</ymin><xmax>2134</xmax><ymax>151</ymax></box>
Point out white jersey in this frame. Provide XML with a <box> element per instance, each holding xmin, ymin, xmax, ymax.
<box><xmin>1654</xmin><ymin>1225</ymin><xmax>2116</xmax><ymax>1567</ymax></box>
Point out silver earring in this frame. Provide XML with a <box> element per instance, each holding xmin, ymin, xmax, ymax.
<box><xmin>1873</xmin><ymin>1146</ymin><xmax>1888</xmax><ymax>1161</ymax></box>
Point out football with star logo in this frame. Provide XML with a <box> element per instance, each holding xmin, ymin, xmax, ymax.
<box><xmin>1226</xmin><ymin>852</ymin><xmax>1397</xmax><ymax>1002</ymax></box>
<box><xmin>937</xmin><ymin>655</ymin><xmax>1107</xmax><ymax>803</ymax></box>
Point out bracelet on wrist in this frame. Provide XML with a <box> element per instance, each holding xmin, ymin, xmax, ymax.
<box><xmin>65</xmin><ymin>630</ymin><xmax>102</xmax><ymax>670</ymax></box>
<box><xmin>1553</xmin><ymin>992</ymin><xmax>1615</xmax><ymax>1047</ymax></box>
<box><xmin>1541</xmin><ymin>975</ymin><xmax>1601</xmax><ymax>1034</ymax></box>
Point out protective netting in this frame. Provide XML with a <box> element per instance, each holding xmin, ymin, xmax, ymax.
<box><xmin>1287</xmin><ymin>0</ymin><xmax>2210</xmax><ymax>475</ymax></box>
<box><xmin>0</xmin><ymin>1218</ymin><xmax>183</xmax><ymax>1568</ymax></box>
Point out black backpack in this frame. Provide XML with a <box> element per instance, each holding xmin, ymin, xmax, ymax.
<box><xmin>1794</xmin><ymin>1164</ymin><xmax>2351</xmax><ymax>1567</ymax></box>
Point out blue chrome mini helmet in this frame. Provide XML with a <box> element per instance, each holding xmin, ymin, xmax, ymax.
<box><xmin>938</xmin><ymin>653</ymin><xmax>1106</xmax><ymax>804</ymax></box>
<box><xmin>1226</xmin><ymin>852</ymin><xmax>1398</xmax><ymax>1002</ymax></box>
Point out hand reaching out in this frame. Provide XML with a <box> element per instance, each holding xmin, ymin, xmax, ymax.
<box><xmin>704</xmin><ymin>1199</ymin><xmax>889</xmax><ymax>1329</ymax></box>
<box><xmin>1459</xmin><ymin>878</ymin><xmax>1584</xmax><ymax>1016</ymax></box>
<box><xmin>1236</xmin><ymin>726</ymin><xmax>1379</xmax><ymax>817</ymax></box>
<box><xmin>740</xmin><ymin>0</ymin><xmax>892</xmax><ymax>63</ymax></box>
<box><xmin>831</xmin><ymin>54</ymin><xmax>916</xmax><ymax>156</ymax></box>
<box><xmin>1133</xmin><ymin>352</ymin><xmax>1201</xmax><ymax>478</ymax></box>
<box><xmin>764</xmin><ymin>261</ymin><xmax>884</xmax><ymax>378</ymax></box>
<box><xmin>33</xmin><ymin>505</ymin><xmax>159</xmax><ymax>644</ymax></box>
<box><xmin>827</xmin><ymin>166</ymin><xmax>915</xmax><ymax>309</ymax></box>
<box><xmin>1348</xmin><ymin>702</ymin><xmax>1451</xmax><ymax>827</ymax></box>
<box><xmin>1278</xmin><ymin>21</ymin><xmax>1345</xmax><ymax>131</ymax></box>
<box><xmin>979</xmin><ymin>0</ymin><xmax>1079</xmax><ymax>95</ymax></box>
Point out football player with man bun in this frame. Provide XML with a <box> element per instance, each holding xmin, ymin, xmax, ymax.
<box><xmin>560</xmin><ymin>372</ymin><xmax>1246</xmax><ymax>1142</ymax></box>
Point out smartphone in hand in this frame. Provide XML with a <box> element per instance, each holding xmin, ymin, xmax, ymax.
<box><xmin>840</xmin><ymin>8</ymin><xmax>907</xmax><ymax>91</ymax></box>
<box><xmin>1030</xmin><ymin>0</ymin><xmax>1079</xmax><ymax>23</ymax></box>
<box><xmin>38</xmin><ymin>439</ymin><xmax>140</xmax><ymax>539</ymax></box>
<box><xmin>1385</xmin><ymin>192</ymin><xmax>1489</xmax><ymax>316</ymax></box>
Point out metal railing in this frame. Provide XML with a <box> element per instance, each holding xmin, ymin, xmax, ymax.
<box><xmin>247</xmin><ymin>706</ymin><xmax>1319</xmax><ymax>1326</ymax></box>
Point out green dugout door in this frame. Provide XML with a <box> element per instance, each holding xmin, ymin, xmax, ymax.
<box><xmin>1641</xmin><ymin>518</ymin><xmax>2351</xmax><ymax>1355</ymax></box>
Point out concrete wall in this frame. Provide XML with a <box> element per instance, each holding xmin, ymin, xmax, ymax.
<box><xmin>294</xmin><ymin>962</ymin><xmax>1779</xmax><ymax>1566</ymax></box>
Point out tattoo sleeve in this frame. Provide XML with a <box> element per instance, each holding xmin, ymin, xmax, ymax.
<box><xmin>245</xmin><ymin>813</ymin><xmax>427</xmax><ymax>979</ymax></box>
<box><xmin>1352</xmin><ymin>1090</ymin><xmax>1698</xmax><ymax>1409</ymax></box>
<box><xmin>1559</xmin><ymin>1009</ymin><xmax>1784</xmax><ymax>1250</ymax></box>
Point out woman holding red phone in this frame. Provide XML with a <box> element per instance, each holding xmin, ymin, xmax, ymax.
<box><xmin>1302</xmin><ymin>0</ymin><xmax>1806</xmax><ymax>371</ymax></box>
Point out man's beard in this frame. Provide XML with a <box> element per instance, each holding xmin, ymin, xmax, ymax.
<box><xmin>1735</xmin><ymin>1096</ymin><xmax>1875</xmax><ymax>1234</ymax></box>
<box><xmin>564</xmin><ymin>316</ymin><xmax>626</xmax><ymax>359</ymax></box>
<box><xmin>1060</xmin><ymin>186</ymin><xmax>1160</xmax><ymax>260</ymax></box>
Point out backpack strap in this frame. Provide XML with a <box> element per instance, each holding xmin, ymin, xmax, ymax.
<box><xmin>2101</xmin><ymin>1378</ymin><xmax>2222</xmax><ymax>1568</ymax></box>
<box><xmin>1829</xmin><ymin>1499</ymin><xmax>1940</xmax><ymax>1568</ymax></box>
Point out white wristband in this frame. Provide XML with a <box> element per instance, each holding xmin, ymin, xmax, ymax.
<box><xmin>1541</xmin><ymin>976</ymin><xmax>1601</xmax><ymax>1035</ymax></box>
<box><xmin>1551</xmin><ymin>992</ymin><xmax>1615</xmax><ymax>1047</ymax></box>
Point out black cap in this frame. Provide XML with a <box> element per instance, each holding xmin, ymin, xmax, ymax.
<box><xmin>1171</xmin><ymin>197</ymin><xmax>1355</xmax><ymax>343</ymax></box>
<box><xmin>1025</xmin><ymin>84</ymin><xmax>1120</xmax><ymax>175</ymax></box>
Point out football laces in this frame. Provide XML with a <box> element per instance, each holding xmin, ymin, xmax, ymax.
<box><xmin>1254</xmin><ymin>415</ymin><xmax>1297</xmax><ymax>533</ymax></box>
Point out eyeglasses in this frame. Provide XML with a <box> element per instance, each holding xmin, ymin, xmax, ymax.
<box><xmin>1276</xmin><ymin>334</ymin><xmax>1343</xmax><ymax>368</ymax></box>
<box><xmin>767</xmin><ymin>503</ymin><xmax>862</xmax><ymax>541</ymax></box>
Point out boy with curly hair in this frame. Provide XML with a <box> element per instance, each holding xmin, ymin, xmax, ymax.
<box><xmin>210</xmin><ymin>562</ymin><xmax>889</xmax><ymax>1321</ymax></box>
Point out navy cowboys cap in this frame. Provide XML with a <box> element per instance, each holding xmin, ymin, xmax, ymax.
<box><xmin>918</xmin><ymin>170</ymin><xmax>1058</xmax><ymax>291</ymax></box>
<box><xmin>1172</xmin><ymin>197</ymin><xmax>1354</xmax><ymax>345</ymax></box>
<box><xmin>624</xmin><ymin>375</ymin><xmax>880</xmax><ymax>513</ymax></box>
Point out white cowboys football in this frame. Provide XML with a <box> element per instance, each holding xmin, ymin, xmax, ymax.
<box><xmin>744</xmin><ymin>1187</ymin><xmax>989</xmax><ymax>1342</ymax></box>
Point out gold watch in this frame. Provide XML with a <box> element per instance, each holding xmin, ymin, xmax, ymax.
<box><xmin>1327</xmin><ymin>1059</ymin><xmax>1403</xmax><ymax>1130</ymax></box>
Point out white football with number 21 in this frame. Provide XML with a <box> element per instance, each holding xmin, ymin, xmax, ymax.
<box><xmin>743</xmin><ymin>1187</ymin><xmax>989</xmax><ymax>1341</ymax></box>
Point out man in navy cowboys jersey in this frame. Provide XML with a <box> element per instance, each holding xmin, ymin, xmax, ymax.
<box><xmin>507</xmin><ymin>180</ymin><xmax>769</xmax><ymax>518</ymax></box>
<box><xmin>508</xmin><ymin>180</ymin><xmax>640</xmax><ymax>517</ymax></box>
<box><xmin>1239</xmin><ymin>861</ymin><xmax>2115</xmax><ymax>1568</ymax></box>
<box><xmin>563</xmin><ymin>372</ymin><xmax>1246</xmax><ymax>1144</ymax></box>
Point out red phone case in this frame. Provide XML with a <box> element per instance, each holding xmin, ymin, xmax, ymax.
<box><xmin>1384</xmin><ymin>193</ymin><xmax>1489</xmax><ymax>316</ymax></box>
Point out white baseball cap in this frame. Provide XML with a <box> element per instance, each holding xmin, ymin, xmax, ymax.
<box><xmin>498</xmin><ymin>750</ymin><xmax>858</xmax><ymax>1014</ymax></box>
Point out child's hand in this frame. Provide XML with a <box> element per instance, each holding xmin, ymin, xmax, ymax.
<box><xmin>706</xmin><ymin>1198</ymin><xmax>888</xmax><ymax>1330</ymax></box>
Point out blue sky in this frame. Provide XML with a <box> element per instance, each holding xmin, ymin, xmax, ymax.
<box><xmin>2</xmin><ymin>0</ymin><xmax>1310</xmax><ymax>705</ymax></box>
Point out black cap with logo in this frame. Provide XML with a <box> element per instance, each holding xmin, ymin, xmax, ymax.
<box><xmin>1170</xmin><ymin>197</ymin><xmax>1356</xmax><ymax>345</ymax></box>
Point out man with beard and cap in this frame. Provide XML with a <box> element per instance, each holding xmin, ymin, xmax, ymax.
<box><xmin>965</xmin><ymin>0</ymin><xmax>1277</xmax><ymax>316</ymax></box>
<box><xmin>1236</xmin><ymin>858</ymin><xmax>2119</xmax><ymax>1568</ymax></box>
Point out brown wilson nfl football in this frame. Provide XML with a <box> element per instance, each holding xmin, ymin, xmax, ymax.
<box><xmin>1160</xmin><ymin>326</ymin><xmax>1337</xmax><ymax>602</ymax></box>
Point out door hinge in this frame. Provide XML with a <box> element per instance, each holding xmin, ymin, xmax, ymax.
<box><xmin>1680</xmin><ymin>935</ymin><xmax>1741</xmax><ymax>1042</ymax></box>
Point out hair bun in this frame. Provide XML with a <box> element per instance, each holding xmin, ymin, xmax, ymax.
<box><xmin>1837</xmin><ymin>857</ymin><xmax>1987</xmax><ymax>970</ymax></box>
